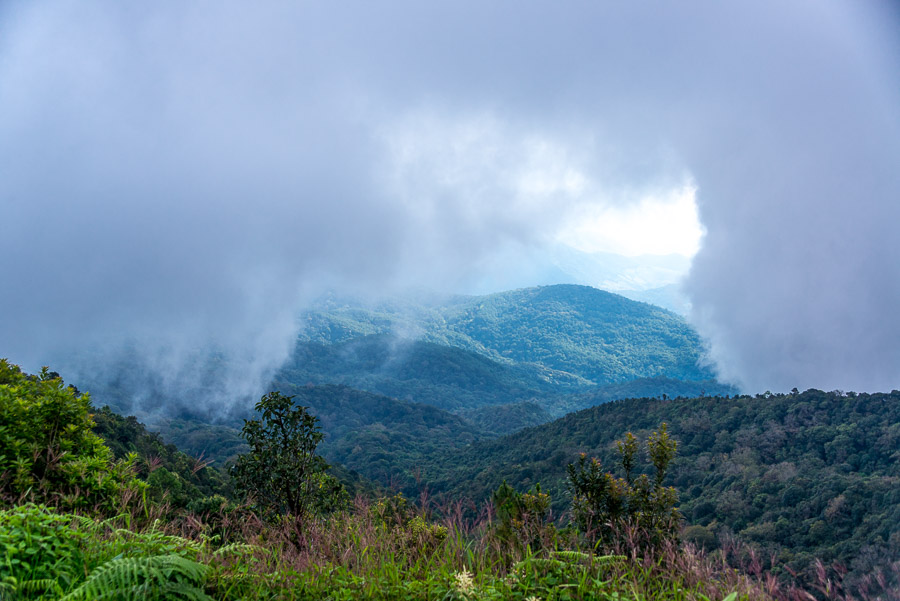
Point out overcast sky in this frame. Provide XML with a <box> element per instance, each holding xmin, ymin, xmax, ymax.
<box><xmin>1</xmin><ymin>1</ymin><xmax>898</xmax><ymax>399</ymax></box>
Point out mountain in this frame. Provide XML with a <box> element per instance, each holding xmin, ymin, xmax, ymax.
<box><xmin>300</xmin><ymin>284</ymin><xmax>715</xmax><ymax>387</ymax></box>
<box><xmin>459</xmin><ymin>401</ymin><xmax>553</xmax><ymax>436</ymax></box>
<box><xmin>539</xmin><ymin>376</ymin><xmax>737</xmax><ymax>417</ymax></box>
<box><xmin>277</xmin><ymin>335</ymin><xmax>555</xmax><ymax>412</ymax></box>
<box><xmin>618</xmin><ymin>284</ymin><xmax>691</xmax><ymax>316</ymax></box>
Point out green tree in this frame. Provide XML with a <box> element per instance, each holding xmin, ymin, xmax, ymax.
<box><xmin>567</xmin><ymin>423</ymin><xmax>680</xmax><ymax>549</ymax></box>
<box><xmin>491</xmin><ymin>481</ymin><xmax>554</xmax><ymax>552</ymax></box>
<box><xmin>0</xmin><ymin>360</ymin><xmax>143</xmax><ymax>513</ymax></box>
<box><xmin>232</xmin><ymin>392</ymin><xmax>345</xmax><ymax>519</ymax></box>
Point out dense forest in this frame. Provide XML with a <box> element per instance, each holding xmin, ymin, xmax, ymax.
<box><xmin>421</xmin><ymin>390</ymin><xmax>900</xmax><ymax>590</ymax></box>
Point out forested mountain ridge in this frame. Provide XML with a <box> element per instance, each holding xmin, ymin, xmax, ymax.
<box><xmin>278</xmin><ymin>335</ymin><xmax>555</xmax><ymax>412</ymax></box>
<box><xmin>299</xmin><ymin>284</ymin><xmax>714</xmax><ymax>386</ymax></box>
<box><xmin>421</xmin><ymin>389</ymin><xmax>900</xmax><ymax>586</ymax></box>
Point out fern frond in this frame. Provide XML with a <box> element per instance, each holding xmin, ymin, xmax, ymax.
<box><xmin>513</xmin><ymin>557</ymin><xmax>567</xmax><ymax>572</ymax></box>
<box><xmin>111</xmin><ymin>528</ymin><xmax>203</xmax><ymax>555</ymax></box>
<box><xmin>592</xmin><ymin>554</ymin><xmax>627</xmax><ymax>565</ymax></box>
<box><xmin>212</xmin><ymin>542</ymin><xmax>264</xmax><ymax>558</ymax></box>
<box><xmin>18</xmin><ymin>577</ymin><xmax>64</xmax><ymax>595</ymax></box>
<box><xmin>60</xmin><ymin>554</ymin><xmax>212</xmax><ymax>601</ymax></box>
<box><xmin>551</xmin><ymin>550</ymin><xmax>591</xmax><ymax>563</ymax></box>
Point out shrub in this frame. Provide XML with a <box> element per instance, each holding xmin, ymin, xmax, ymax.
<box><xmin>0</xmin><ymin>360</ymin><xmax>144</xmax><ymax>513</ymax></box>
<box><xmin>567</xmin><ymin>423</ymin><xmax>681</xmax><ymax>549</ymax></box>
<box><xmin>491</xmin><ymin>481</ymin><xmax>555</xmax><ymax>553</ymax></box>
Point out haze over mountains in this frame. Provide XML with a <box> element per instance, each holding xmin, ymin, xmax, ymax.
<box><xmin>74</xmin><ymin>284</ymin><xmax>738</xmax><ymax>496</ymax></box>
<box><xmin>80</xmin><ymin>284</ymin><xmax>729</xmax><ymax>421</ymax></box>
<box><xmin>462</xmin><ymin>244</ymin><xmax>692</xmax><ymax>314</ymax></box>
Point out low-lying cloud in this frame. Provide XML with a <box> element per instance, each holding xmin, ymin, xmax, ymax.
<box><xmin>1</xmin><ymin>1</ymin><xmax>897</xmax><ymax>407</ymax></box>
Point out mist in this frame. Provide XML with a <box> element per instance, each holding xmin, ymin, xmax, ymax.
<box><xmin>1</xmin><ymin>1</ymin><xmax>898</xmax><ymax>407</ymax></box>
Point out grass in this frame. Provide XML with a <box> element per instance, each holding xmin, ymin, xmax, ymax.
<box><xmin>2</xmin><ymin>499</ymin><xmax>896</xmax><ymax>601</ymax></box>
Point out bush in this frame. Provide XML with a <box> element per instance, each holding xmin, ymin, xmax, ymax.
<box><xmin>491</xmin><ymin>481</ymin><xmax>555</xmax><ymax>553</ymax></box>
<box><xmin>567</xmin><ymin>423</ymin><xmax>681</xmax><ymax>549</ymax></box>
<box><xmin>0</xmin><ymin>504</ymin><xmax>212</xmax><ymax>601</ymax></box>
<box><xmin>0</xmin><ymin>360</ymin><xmax>144</xmax><ymax>513</ymax></box>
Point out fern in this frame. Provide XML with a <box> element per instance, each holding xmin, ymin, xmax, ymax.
<box><xmin>212</xmin><ymin>542</ymin><xmax>265</xmax><ymax>558</ymax></box>
<box><xmin>110</xmin><ymin>527</ymin><xmax>204</xmax><ymax>557</ymax></box>
<box><xmin>0</xmin><ymin>577</ymin><xmax>64</xmax><ymax>600</ymax></box>
<box><xmin>513</xmin><ymin>557</ymin><xmax>567</xmax><ymax>572</ymax></box>
<box><xmin>60</xmin><ymin>554</ymin><xmax>212</xmax><ymax>601</ymax></box>
<box><xmin>551</xmin><ymin>550</ymin><xmax>591</xmax><ymax>563</ymax></box>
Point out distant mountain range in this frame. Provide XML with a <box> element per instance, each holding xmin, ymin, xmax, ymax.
<box><xmin>140</xmin><ymin>284</ymin><xmax>733</xmax><ymax>472</ymax></box>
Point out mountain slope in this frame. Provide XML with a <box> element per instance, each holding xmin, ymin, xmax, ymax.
<box><xmin>300</xmin><ymin>284</ymin><xmax>714</xmax><ymax>387</ymax></box>
<box><xmin>277</xmin><ymin>335</ymin><xmax>554</xmax><ymax>412</ymax></box>
<box><xmin>254</xmin><ymin>383</ymin><xmax>487</xmax><ymax>489</ymax></box>
<box><xmin>422</xmin><ymin>389</ymin><xmax>900</xmax><ymax>586</ymax></box>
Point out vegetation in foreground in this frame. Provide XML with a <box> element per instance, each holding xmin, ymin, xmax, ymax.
<box><xmin>1</xmin><ymin>359</ymin><xmax>896</xmax><ymax>600</ymax></box>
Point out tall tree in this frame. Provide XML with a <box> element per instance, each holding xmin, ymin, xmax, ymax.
<box><xmin>233</xmin><ymin>392</ymin><xmax>345</xmax><ymax>519</ymax></box>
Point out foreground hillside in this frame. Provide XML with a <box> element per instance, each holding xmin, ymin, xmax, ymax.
<box><xmin>424</xmin><ymin>390</ymin><xmax>900</xmax><ymax>589</ymax></box>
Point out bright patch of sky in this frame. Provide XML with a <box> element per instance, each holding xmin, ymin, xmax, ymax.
<box><xmin>558</xmin><ymin>186</ymin><xmax>704</xmax><ymax>258</ymax></box>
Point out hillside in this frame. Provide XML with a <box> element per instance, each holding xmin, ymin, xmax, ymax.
<box><xmin>277</xmin><ymin>335</ymin><xmax>554</xmax><ymax>412</ymax></box>
<box><xmin>300</xmin><ymin>285</ymin><xmax>715</xmax><ymax>386</ymax></box>
<box><xmin>156</xmin><ymin>383</ymin><xmax>489</xmax><ymax>493</ymax></box>
<box><xmin>422</xmin><ymin>389</ymin><xmax>900</xmax><ymax>587</ymax></box>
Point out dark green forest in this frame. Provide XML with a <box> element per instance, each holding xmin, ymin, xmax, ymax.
<box><xmin>139</xmin><ymin>386</ymin><xmax>900</xmax><ymax>594</ymax></box>
<box><xmin>422</xmin><ymin>390</ymin><xmax>900</xmax><ymax>587</ymax></box>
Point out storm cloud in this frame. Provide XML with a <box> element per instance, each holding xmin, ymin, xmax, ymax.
<box><xmin>1</xmin><ymin>1</ymin><xmax>898</xmax><ymax>403</ymax></box>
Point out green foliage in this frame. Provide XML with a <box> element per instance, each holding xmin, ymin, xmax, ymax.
<box><xmin>59</xmin><ymin>554</ymin><xmax>211</xmax><ymax>601</ymax></box>
<box><xmin>0</xmin><ymin>496</ymin><xmax>808</xmax><ymax>601</ymax></box>
<box><xmin>491</xmin><ymin>481</ymin><xmax>555</xmax><ymax>553</ymax></box>
<box><xmin>0</xmin><ymin>504</ymin><xmax>212</xmax><ymax>600</ymax></box>
<box><xmin>0</xmin><ymin>360</ymin><xmax>143</xmax><ymax>513</ymax></box>
<box><xmin>261</xmin><ymin>384</ymin><xmax>486</xmax><ymax>493</ymax></box>
<box><xmin>430</xmin><ymin>390</ymin><xmax>900</xmax><ymax>591</ymax></box>
<box><xmin>91</xmin><ymin>406</ymin><xmax>233</xmax><ymax>510</ymax></box>
<box><xmin>368</xmin><ymin>493</ymin><xmax>448</xmax><ymax>553</ymax></box>
<box><xmin>0</xmin><ymin>504</ymin><xmax>87</xmax><ymax>599</ymax></box>
<box><xmin>233</xmin><ymin>392</ymin><xmax>347</xmax><ymax>518</ymax></box>
<box><xmin>567</xmin><ymin>424</ymin><xmax>681</xmax><ymax>549</ymax></box>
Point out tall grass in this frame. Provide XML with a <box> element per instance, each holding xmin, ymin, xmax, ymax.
<box><xmin>2</xmin><ymin>499</ymin><xmax>896</xmax><ymax>600</ymax></box>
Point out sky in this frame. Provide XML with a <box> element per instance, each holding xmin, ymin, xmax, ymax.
<box><xmin>1</xmin><ymin>1</ymin><xmax>898</xmax><ymax>400</ymax></box>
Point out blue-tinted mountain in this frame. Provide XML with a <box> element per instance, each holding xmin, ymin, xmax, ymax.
<box><xmin>299</xmin><ymin>284</ymin><xmax>715</xmax><ymax>387</ymax></box>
